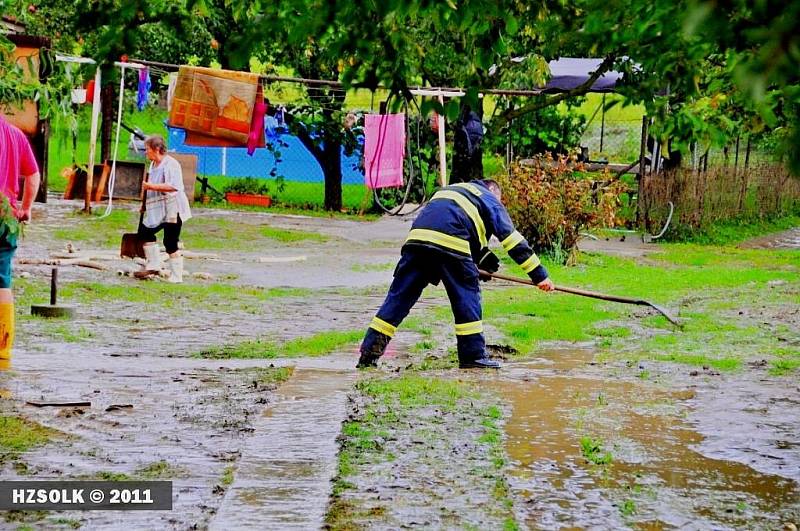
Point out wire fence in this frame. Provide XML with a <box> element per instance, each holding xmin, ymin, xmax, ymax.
<box><xmin>639</xmin><ymin>140</ymin><xmax>799</xmax><ymax>234</ymax></box>
<box><xmin>580</xmin><ymin>117</ymin><xmax>644</xmax><ymax>164</ymax></box>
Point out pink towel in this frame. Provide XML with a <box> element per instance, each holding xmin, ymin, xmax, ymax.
<box><xmin>364</xmin><ymin>114</ymin><xmax>405</xmax><ymax>189</ymax></box>
<box><xmin>247</xmin><ymin>98</ymin><xmax>267</xmax><ymax>155</ymax></box>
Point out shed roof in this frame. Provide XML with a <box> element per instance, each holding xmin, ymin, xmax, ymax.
<box><xmin>542</xmin><ymin>58</ymin><xmax>622</xmax><ymax>93</ymax></box>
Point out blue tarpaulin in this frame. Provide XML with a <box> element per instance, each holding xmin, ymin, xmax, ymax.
<box><xmin>167</xmin><ymin>116</ymin><xmax>365</xmax><ymax>185</ymax></box>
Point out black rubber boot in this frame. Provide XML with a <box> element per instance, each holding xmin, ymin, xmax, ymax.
<box><xmin>356</xmin><ymin>352</ymin><xmax>379</xmax><ymax>368</ymax></box>
<box><xmin>357</xmin><ymin>330</ymin><xmax>391</xmax><ymax>369</ymax></box>
<box><xmin>458</xmin><ymin>356</ymin><xmax>501</xmax><ymax>369</ymax></box>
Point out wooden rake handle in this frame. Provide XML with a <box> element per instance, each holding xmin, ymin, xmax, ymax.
<box><xmin>478</xmin><ymin>269</ymin><xmax>682</xmax><ymax>327</ymax></box>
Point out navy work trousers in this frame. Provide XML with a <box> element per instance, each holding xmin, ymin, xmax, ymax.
<box><xmin>361</xmin><ymin>246</ymin><xmax>485</xmax><ymax>362</ymax></box>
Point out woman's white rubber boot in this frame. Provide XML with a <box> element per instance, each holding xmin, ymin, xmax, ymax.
<box><xmin>166</xmin><ymin>254</ymin><xmax>184</xmax><ymax>283</ymax></box>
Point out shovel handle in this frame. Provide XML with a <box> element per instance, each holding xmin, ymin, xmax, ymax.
<box><xmin>481</xmin><ymin>270</ymin><xmax>649</xmax><ymax>305</ymax></box>
<box><xmin>479</xmin><ymin>269</ymin><xmax>682</xmax><ymax>327</ymax></box>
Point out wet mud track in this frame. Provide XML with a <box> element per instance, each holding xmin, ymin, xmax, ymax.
<box><xmin>2</xmin><ymin>203</ymin><xmax>799</xmax><ymax>529</ymax></box>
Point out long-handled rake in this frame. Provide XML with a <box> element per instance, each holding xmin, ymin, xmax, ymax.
<box><xmin>480</xmin><ymin>270</ymin><xmax>682</xmax><ymax>328</ymax></box>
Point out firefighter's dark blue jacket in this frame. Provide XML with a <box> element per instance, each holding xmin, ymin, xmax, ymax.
<box><xmin>403</xmin><ymin>180</ymin><xmax>548</xmax><ymax>284</ymax></box>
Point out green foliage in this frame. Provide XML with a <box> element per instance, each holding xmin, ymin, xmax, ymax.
<box><xmin>496</xmin><ymin>158</ymin><xmax>627</xmax><ymax>261</ymax></box>
<box><xmin>486</xmin><ymin>103</ymin><xmax>586</xmax><ymax>157</ymax></box>
<box><xmin>579</xmin><ymin>436</ymin><xmax>613</xmax><ymax>465</ymax></box>
<box><xmin>223</xmin><ymin>177</ymin><xmax>271</xmax><ymax>196</ymax></box>
<box><xmin>0</xmin><ymin>195</ymin><xmax>20</xmax><ymax>238</ymax></box>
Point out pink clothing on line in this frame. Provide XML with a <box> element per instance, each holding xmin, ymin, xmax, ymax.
<box><xmin>0</xmin><ymin>116</ymin><xmax>39</xmax><ymax>208</ymax></box>
<box><xmin>364</xmin><ymin>113</ymin><xmax>405</xmax><ymax>189</ymax></box>
<box><xmin>247</xmin><ymin>99</ymin><xmax>268</xmax><ymax>155</ymax></box>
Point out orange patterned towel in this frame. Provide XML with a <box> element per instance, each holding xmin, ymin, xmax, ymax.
<box><xmin>168</xmin><ymin>66</ymin><xmax>260</xmax><ymax>145</ymax></box>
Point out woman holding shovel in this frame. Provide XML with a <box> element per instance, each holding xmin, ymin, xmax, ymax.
<box><xmin>134</xmin><ymin>135</ymin><xmax>191</xmax><ymax>283</ymax></box>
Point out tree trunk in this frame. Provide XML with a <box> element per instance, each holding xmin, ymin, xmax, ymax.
<box><xmin>100</xmin><ymin>82</ymin><xmax>115</xmax><ymax>163</ymax></box>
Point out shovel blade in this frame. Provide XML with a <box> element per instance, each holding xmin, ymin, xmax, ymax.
<box><xmin>648</xmin><ymin>303</ymin><xmax>683</xmax><ymax>328</ymax></box>
<box><xmin>120</xmin><ymin>233</ymin><xmax>145</xmax><ymax>259</ymax></box>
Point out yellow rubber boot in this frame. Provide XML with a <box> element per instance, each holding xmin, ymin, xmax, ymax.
<box><xmin>0</xmin><ymin>303</ymin><xmax>13</xmax><ymax>370</ymax></box>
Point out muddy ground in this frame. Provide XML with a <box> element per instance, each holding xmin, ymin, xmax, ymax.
<box><xmin>1</xmin><ymin>198</ymin><xmax>798</xmax><ymax>530</ymax></box>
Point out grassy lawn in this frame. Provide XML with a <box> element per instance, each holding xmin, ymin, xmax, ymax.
<box><xmin>0</xmin><ymin>416</ymin><xmax>60</xmax><ymax>452</ymax></box>
<box><xmin>195</xmin><ymin>329</ymin><xmax>363</xmax><ymax>359</ymax></box>
<box><xmin>14</xmin><ymin>276</ymin><xmax>311</xmax><ymax>318</ymax></box>
<box><xmin>408</xmin><ymin>239</ymin><xmax>799</xmax><ymax>375</ymax></box>
<box><xmin>40</xmin><ymin>207</ymin><xmax>340</xmax><ymax>253</ymax></box>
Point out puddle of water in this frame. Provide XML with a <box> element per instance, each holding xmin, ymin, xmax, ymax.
<box><xmin>492</xmin><ymin>372</ymin><xmax>800</xmax><ymax>529</ymax></box>
<box><xmin>739</xmin><ymin>227</ymin><xmax>800</xmax><ymax>249</ymax></box>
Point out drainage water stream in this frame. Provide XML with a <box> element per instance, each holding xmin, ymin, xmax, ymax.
<box><xmin>210</xmin><ymin>366</ymin><xmax>355</xmax><ymax>530</ymax></box>
<box><xmin>492</xmin><ymin>354</ymin><xmax>800</xmax><ymax>529</ymax></box>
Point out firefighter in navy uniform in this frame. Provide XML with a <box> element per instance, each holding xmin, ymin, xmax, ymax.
<box><xmin>357</xmin><ymin>179</ymin><xmax>554</xmax><ymax>369</ymax></box>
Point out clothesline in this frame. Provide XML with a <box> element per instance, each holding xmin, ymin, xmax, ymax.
<box><xmin>128</xmin><ymin>57</ymin><xmax>552</xmax><ymax>98</ymax></box>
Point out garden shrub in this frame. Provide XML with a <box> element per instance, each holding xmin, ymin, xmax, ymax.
<box><xmin>496</xmin><ymin>156</ymin><xmax>627</xmax><ymax>263</ymax></box>
<box><xmin>223</xmin><ymin>177</ymin><xmax>271</xmax><ymax>195</ymax></box>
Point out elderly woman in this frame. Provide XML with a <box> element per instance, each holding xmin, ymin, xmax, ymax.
<box><xmin>135</xmin><ymin>135</ymin><xmax>192</xmax><ymax>282</ymax></box>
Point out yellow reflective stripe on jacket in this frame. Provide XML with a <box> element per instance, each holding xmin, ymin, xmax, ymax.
<box><xmin>500</xmin><ymin>230</ymin><xmax>525</xmax><ymax>251</ymax></box>
<box><xmin>454</xmin><ymin>321</ymin><xmax>483</xmax><ymax>335</ymax></box>
<box><xmin>369</xmin><ymin>316</ymin><xmax>397</xmax><ymax>337</ymax></box>
<box><xmin>406</xmin><ymin>229</ymin><xmax>471</xmax><ymax>255</ymax></box>
<box><xmin>451</xmin><ymin>182</ymin><xmax>483</xmax><ymax>197</ymax></box>
<box><xmin>432</xmin><ymin>190</ymin><xmax>487</xmax><ymax>247</ymax></box>
<box><xmin>518</xmin><ymin>254</ymin><xmax>541</xmax><ymax>273</ymax></box>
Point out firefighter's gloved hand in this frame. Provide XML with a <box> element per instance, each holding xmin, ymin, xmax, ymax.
<box><xmin>477</xmin><ymin>247</ymin><xmax>500</xmax><ymax>274</ymax></box>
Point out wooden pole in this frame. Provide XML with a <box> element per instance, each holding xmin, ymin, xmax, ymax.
<box><xmin>636</xmin><ymin>116</ymin><xmax>648</xmax><ymax>227</ymax></box>
<box><xmin>437</xmin><ymin>92</ymin><xmax>447</xmax><ymax>187</ymax></box>
<box><xmin>600</xmin><ymin>93</ymin><xmax>606</xmax><ymax>153</ymax></box>
<box><xmin>84</xmin><ymin>67</ymin><xmax>102</xmax><ymax>213</ymax></box>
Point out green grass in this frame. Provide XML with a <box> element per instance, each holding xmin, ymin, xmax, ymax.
<box><xmin>260</xmin><ymin>226</ymin><xmax>329</xmax><ymax>242</ymax></box>
<box><xmin>45</xmin><ymin>211</ymin><xmax>334</xmax><ymax>252</ymax></box>
<box><xmin>14</xmin><ymin>277</ymin><xmax>311</xmax><ymax>317</ymax></box>
<box><xmin>663</xmin><ymin>214</ymin><xmax>800</xmax><ymax>246</ymax></box>
<box><xmin>769</xmin><ymin>358</ymin><xmax>800</xmax><ymax>376</ymax></box>
<box><xmin>409</xmin><ymin>339</ymin><xmax>437</xmax><ymax>353</ymax></box>
<box><xmin>0</xmin><ymin>417</ymin><xmax>59</xmax><ymax>452</ymax></box>
<box><xmin>48</xmin><ymin>107</ymin><xmax>168</xmax><ymax>192</ymax></box>
<box><xmin>350</xmin><ymin>262</ymin><xmax>395</xmax><ymax>273</ymax></box>
<box><xmin>195</xmin><ymin>330</ymin><xmax>362</xmax><ymax>359</ymax></box>
<box><xmin>251</xmin><ymin>366</ymin><xmax>294</xmax><ymax>385</ymax></box>
<box><xmin>50</xmin><ymin>209</ymin><xmax>140</xmax><ymax>249</ymax></box>
<box><xmin>580</xmin><ymin>436</ymin><xmax>613</xmax><ymax>465</ymax></box>
<box><xmin>573</xmin><ymin>93</ymin><xmax>646</xmax><ymax>123</ymax></box>
<box><xmin>221</xmin><ymin>465</ymin><xmax>235</xmax><ymax>486</ymax></box>
<box><xmin>136</xmin><ymin>460</ymin><xmax>179</xmax><ymax>479</ymax></box>
<box><xmin>94</xmin><ymin>471</ymin><xmax>132</xmax><ymax>481</ymax></box>
<box><xmin>181</xmin><ymin>217</ymin><xmax>331</xmax><ymax>250</ymax></box>
<box><xmin>30</xmin><ymin>319</ymin><xmax>95</xmax><ymax>342</ymax></box>
<box><xmin>402</xmin><ymin>314</ymin><xmax>436</xmax><ymax>338</ymax></box>
<box><xmin>357</xmin><ymin>374</ymin><xmax>477</xmax><ymax>410</ymax></box>
<box><xmin>198</xmin><ymin>175</ymin><xmax>373</xmax><ymax>212</ymax></box>
<box><xmin>480</xmin><ymin>245</ymin><xmax>799</xmax><ymax>370</ymax></box>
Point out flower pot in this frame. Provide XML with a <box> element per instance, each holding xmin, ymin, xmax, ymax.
<box><xmin>225</xmin><ymin>192</ymin><xmax>272</xmax><ymax>207</ymax></box>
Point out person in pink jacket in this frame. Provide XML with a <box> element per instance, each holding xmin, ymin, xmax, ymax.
<box><xmin>1</xmin><ymin>115</ymin><xmax>41</xmax><ymax>369</ymax></box>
